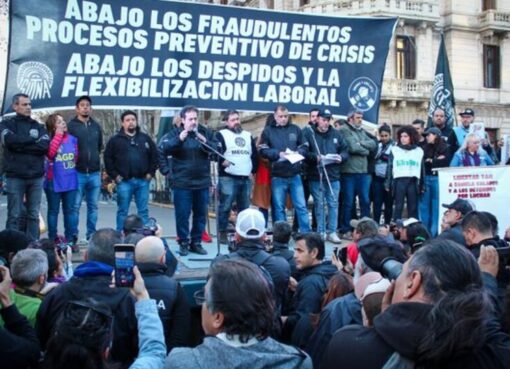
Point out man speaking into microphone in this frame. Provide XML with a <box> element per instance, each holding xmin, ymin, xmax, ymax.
<box><xmin>159</xmin><ymin>106</ymin><xmax>217</xmax><ymax>256</ymax></box>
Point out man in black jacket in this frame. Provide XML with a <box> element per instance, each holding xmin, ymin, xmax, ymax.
<box><xmin>104</xmin><ymin>110</ymin><xmax>159</xmax><ymax>232</ymax></box>
<box><xmin>0</xmin><ymin>93</ymin><xmax>49</xmax><ymax>241</ymax></box>
<box><xmin>283</xmin><ymin>233</ymin><xmax>337</xmax><ymax>345</ymax></box>
<box><xmin>158</xmin><ymin>106</ymin><xmax>216</xmax><ymax>256</ymax></box>
<box><xmin>214</xmin><ymin>208</ymin><xmax>291</xmax><ymax>313</ymax></box>
<box><xmin>36</xmin><ymin>229</ymin><xmax>138</xmax><ymax>367</ymax></box>
<box><xmin>135</xmin><ymin>236</ymin><xmax>190</xmax><ymax>352</ymax></box>
<box><xmin>68</xmin><ymin>95</ymin><xmax>104</xmax><ymax>240</ymax></box>
<box><xmin>436</xmin><ymin>198</ymin><xmax>473</xmax><ymax>247</ymax></box>
<box><xmin>259</xmin><ymin>104</ymin><xmax>310</xmax><ymax>232</ymax></box>
<box><xmin>304</xmin><ymin>109</ymin><xmax>349</xmax><ymax>244</ymax></box>
<box><xmin>0</xmin><ymin>265</ymin><xmax>40</xmax><ymax>369</ymax></box>
<box><xmin>322</xmin><ymin>239</ymin><xmax>510</xmax><ymax>369</ymax></box>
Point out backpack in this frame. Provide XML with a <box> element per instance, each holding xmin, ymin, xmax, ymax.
<box><xmin>382</xmin><ymin>352</ymin><xmax>415</xmax><ymax>369</ymax></box>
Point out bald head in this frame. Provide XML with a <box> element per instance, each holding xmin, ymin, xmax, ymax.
<box><xmin>135</xmin><ymin>236</ymin><xmax>165</xmax><ymax>264</ymax></box>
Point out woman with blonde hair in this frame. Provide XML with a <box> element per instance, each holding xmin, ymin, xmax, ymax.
<box><xmin>450</xmin><ymin>133</ymin><xmax>494</xmax><ymax>166</ymax></box>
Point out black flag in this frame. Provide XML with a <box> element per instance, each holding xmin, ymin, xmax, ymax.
<box><xmin>427</xmin><ymin>34</ymin><xmax>456</xmax><ymax>128</ymax></box>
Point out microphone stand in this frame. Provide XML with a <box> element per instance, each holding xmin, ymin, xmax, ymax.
<box><xmin>306</xmin><ymin>126</ymin><xmax>335</xmax><ymax>238</ymax></box>
<box><xmin>191</xmin><ymin>133</ymin><xmax>232</xmax><ymax>256</ymax></box>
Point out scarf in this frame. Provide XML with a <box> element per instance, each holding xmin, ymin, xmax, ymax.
<box><xmin>462</xmin><ymin>151</ymin><xmax>481</xmax><ymax>166</ymax></box>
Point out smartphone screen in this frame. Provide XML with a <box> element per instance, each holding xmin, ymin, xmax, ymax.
<box><xmin>114</xmin><ymin>244</ymin><xmax>135</xmax><ymax>288</ymax></box>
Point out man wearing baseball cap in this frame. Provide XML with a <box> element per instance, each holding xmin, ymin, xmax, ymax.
<box><xmin>213</xmin><ymin>208</ymin><xmax>290</xmax><ymax>312</ymax></box>
<box><xmin>304</xmin><ymin>109</ymin><xmax>349</xmax><ymax>244</ymax></box>
<box><xmin>448</xmin><ymin>108</ymin><xmax>475</xmax><ymax>154</ymax></box>
<box><xmin>436</xmin><ymin>198</ymin><xmax>474</xmax><ymax>246</ymax></box>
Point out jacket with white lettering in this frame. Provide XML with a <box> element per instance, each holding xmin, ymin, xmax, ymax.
<box><xmin>216</xmin><ymin>128</ymin><xmax>259</xmax><ymax>177</ymax></box>
<box><xmin>137</xmin><ymin>262</ymin><xmax>191</xmax><ymax>352</ymax></box>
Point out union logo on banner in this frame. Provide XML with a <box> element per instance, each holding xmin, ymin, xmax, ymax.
<box><xmin>16</xmin><ymin>61</ymin><xmax>53</xmax><ymax>100</ymax></box>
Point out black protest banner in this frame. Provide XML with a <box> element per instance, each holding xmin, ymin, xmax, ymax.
<box><xmin>4</xmin><ymin>0</ymin><xmax>396</xmax><ymax>123</ymax></box>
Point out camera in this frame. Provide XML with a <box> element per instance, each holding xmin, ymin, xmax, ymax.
<box><xmin>333</xmin><ymin>246</ymin><xmax>348</xmax><ymax>265</ymax></box>
<box><xmin>358</xmin><ymin>236</ymin><xmax>407</xmax><ymax>281</ymax></box>
<box><xmin>136</xmin><ymin>217</ymin><xmax>158</xmax><ymax>236</ymax></box>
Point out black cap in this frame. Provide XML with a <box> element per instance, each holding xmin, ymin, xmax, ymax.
<box><xmin>459</xmin><ymin>108</ymin><xmax>474</xmax><ymax>117</ymax></box>
<box><xmin>318</xmin><ymin>109</ymin><xmax>332</xmax><ymax>119</ymax></box>
<box><xmin>425</xmin><ymin>127</ymin><xmax>441</xmax><ymax>136</ymax></box>
<box><xmin>442</xmin><ymin>198</ymin><xmax>474</xmax><ymax>216</ymax></box>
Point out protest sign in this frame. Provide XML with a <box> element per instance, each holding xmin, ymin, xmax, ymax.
<box><xmin>3</xmin><ymin>0</ymin><xmax>396</xmax><ymax>122</ymax></box>
<box><xmin>438</xmin><ymin>165</ymin><xmax>510</xmax><ymax>237</ymax></box>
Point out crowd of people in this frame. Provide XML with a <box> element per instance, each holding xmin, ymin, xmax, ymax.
<box><xmin>1</xmin><ymin>92</ymin><xmax>510</xmax><ymax>368</ymax></box>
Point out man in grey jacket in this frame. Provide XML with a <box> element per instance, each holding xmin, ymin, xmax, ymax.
<box><xmin>165</xmin><ymin>258</ymin><xmax>312</xmax><ymax>369</ymax></box>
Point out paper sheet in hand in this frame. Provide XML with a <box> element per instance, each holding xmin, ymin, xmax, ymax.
<box><xmin>321</xmin><ymin>154</ymin><xmax>342</xmax><ymax>165</ymax></box>
<box><xmin>279</xmin><ymin>149</ymin><xmax>304</xmax><ymax>164</ymax></box>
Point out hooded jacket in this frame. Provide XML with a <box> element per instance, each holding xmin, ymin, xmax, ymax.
<box><xmin>321</xmin><ymin>302</ymin><xmax>510</xmax><ymax>369</ymax></box>
<box><xmin>67</xmin><ymin>116</ymin><xmax>103</xmax><ymax>173</ymax></box>
<box><xmin>166</xmin><ymin>335</ymin><xmax>312</xmax><ymax>369</ymax></box>
<box><xmin>303</xmin><ymin>125</ymin><xmax>349</xmax><ymax>181</ymax></box>
<box><xmin>104</xmin><ymin>127</ymin><xmax>159</xmax><ymax>180</ymax></box>
<box><xmin>158</xmin><ymin>125</ymin><xmax>216</xmax><ymax>189</ymax></box>
<box><xmin>284</xmin><ymin>262</ymin><xmax>337</xmax><ymax>338</ymax></box>
<box><xmin>0</xmin><ymin>114</ymin><xmax>49</xmax><ymax>178</ymax></box>
<box><xmin>36</xmin><ymin>261</ymin><xmax>138</xmax><ymax>367</ymax></box>
<box><xmin>259</xmin><ymin>121</ymin><xmax>308</xmax><ymax>178</ymax></box>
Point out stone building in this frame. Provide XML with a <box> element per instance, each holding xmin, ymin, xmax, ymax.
<box><xmin>214</xmin><ymin>0</ymin><xmax>510</xmax><ymax>139</ymax></box>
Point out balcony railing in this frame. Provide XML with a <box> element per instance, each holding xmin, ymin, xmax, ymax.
<box><xmin>479</xmin><ymin>10</ymin><xmax>510</xmax><ymax>33</ymax></box>
<box><xmin>300</xmin><ymin>0</ymin><xmax>439</xmax><ymax>22</ymax></box>
<box><xmin>382</xmin><ymin>78</ymin><xmax>433</xmax><ymax>100</ymax></box>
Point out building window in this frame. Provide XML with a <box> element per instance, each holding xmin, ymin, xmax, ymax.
<box><xmin>396</xmin><ymin>36</ymin><xmax>416</xmax><ymax>79</ymax></box>
<box><xmin>482</xmin><ymin>0</ymin><xmax>496</xmax><ymax>11</ymax></box>
<box><xmin>300</xmin><ymin>0</ymin><xmax>310</xmax><ymax>6</ymax></box>
<box><xmin>483</xmin><ymin>44</ymin><xmax>500</xmax><ymax>88</ymax></box>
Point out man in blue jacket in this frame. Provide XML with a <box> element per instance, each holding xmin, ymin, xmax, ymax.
<box><xmin>0</xmin><ymin>93</ymin><xmax>49</xmax><ymax>241</ymax></box>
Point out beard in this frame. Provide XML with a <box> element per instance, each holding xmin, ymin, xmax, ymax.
<box><xmin>127</xmin><ymin>127</ymin><xmax>136</xmax><ymax>134</ymax></box>
<box><xmin>233</xmin><ymin>124</ymin><xmax>242</xmax><ymax>133</ymax></box>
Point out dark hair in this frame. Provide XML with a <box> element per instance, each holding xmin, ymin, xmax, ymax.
<box><xmin>206</xmin><ymin>259</ymin><xmax>275</xmax><ymax>343</ymax></box>
<box><xmin>309</xmin><ymin>108</ymin><xmax>320</xmax><ymax>115</ymax></box>
<box><xmin>121</xmin><ymin>110</ymin><xmax>137</xmax><ymax>122</ymax></box>
<box><xmin>180</xmin><ymin>105</ymin><xmax>198</xmax><ymax>119</ymax></box>
<box><xmin>461</xmin><ymin>211</ymin><xmax>493</xmax><ymax>235</ymax></box>
<box><xmin>294</xmin><ymin>233</ymin><xmax>325</xmax><ymax>260</ymax></box>
<box><xmin>87</xmin><ymin>229</ymin><xmax>122</xmax><ymax>266</ymax></box>
<box><xmin>123</xmin><ymin>214</ymin><xmax>144</xmax><ymax>234</ymax></box>
<box><xmin>0</xmin><ymin>229</ymin><xmax>30</xmax><ymax>266</ymax></box>
<box><xmin>35</xmin><ymin>239</ymin><xmax>59</xmax><ymax>279</ymax></box>
<box><xmin>45</xmin><ymin>113</ymin><xmax>63</xmax><ymax>136</ymax></box>
<box><xmin>12</xmin><ymin>93</ymin><xmax>29</xmax><ymax>105</ymax></box>
<box><xmin>397</xmin><ymin>125</ymin><xmax>419</xmax><ymax>146</ymax></box>
<box><xmin>311</xmin><ymin>272</ymin><xmax>353</xmax><ymax>329</ymax></box>
<box><xmin>124</xmin><ymin>233</ymin><xmax>144</xmax><ymax>246</ymax></box>
<box><xmin>407</xmin><ymin>240</ymin><xmax>490</xmax><ymax>367</ymax></box>
<box><xmin>272</xmin><ymin>221</ymin><xmax>292</xmax><ymax>244</ymax></box>
<box><xmin>405</xmin><ymin>223</ymin><xmax>431</xmax><ymax>254</ymax></box>
<box><xmin>43</xmin><ymin>298</ymin><xmax>115</xmax><ymax>369</ymax></box>
<box><xmin>378</xmin><ymin>124</ymin><xmax>391</xmax><ymax>135</ymax></box>
<box><xmin>222</xmin><ymin>109</ymin><xmax>239</xmax><ymax>121</ymax></box>
<box><xmin>412</xmin><ymin>119</ymin><xmax>425</xmax><ymax>127</ymax></box>
<box><xmin>362</xmin><ymin>292</ymin><xmax>385</xmax><ymax>327</ymax></box>
<box><xmin>480</xmin><ymin>211</ymin><xmax>498</xmax><ymax>236</ymax></box>
<box><xmin>75</xmin><ymin>95</ymin><xmax>92</xmax><ymax>106</ymax></box>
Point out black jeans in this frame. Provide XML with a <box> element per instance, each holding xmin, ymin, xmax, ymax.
<box><xmin>372</xmin><ymin>176</ymin><xmax>393</xmax><ymax>225</ymax></box>
<box><xmin>392</xmin><ymin>177</ymin><xmax>418</xmax><ymax>220</ymax></box>
<box><xmin>6</xmin><ymin>177</ymin><xmax>43</xmax><ymax>241</ymax></box>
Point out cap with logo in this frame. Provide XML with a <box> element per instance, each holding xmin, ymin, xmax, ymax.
<box><xmin>459</xmin><ymin>108</ymin><xmax>475</xmax><ymax>117</ymax></box>
<box><xmin>318</xmin><ymin>109</ymin><xmax>333</xmax><ymax>119</ymax></box>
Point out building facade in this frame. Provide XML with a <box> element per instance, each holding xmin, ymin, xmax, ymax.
<box><xmin>218</xmin><ymin>0</ymin><xmax>510</xmax><ymax>138</ymax></box>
